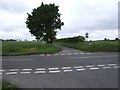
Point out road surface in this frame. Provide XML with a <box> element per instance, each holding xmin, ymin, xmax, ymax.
<box><xmin>1</xmin><ymin>45</ymin><xmax>119</xmax><ymax>89</ymax></box>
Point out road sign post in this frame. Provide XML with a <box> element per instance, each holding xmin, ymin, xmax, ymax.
<box><xmin>85</xmin><ymin>32</ymin><xmax>89</xmax><ymax>41</ymax></box>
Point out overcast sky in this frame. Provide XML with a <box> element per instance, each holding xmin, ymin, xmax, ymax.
<box><xmin>0</xmin><ymin>0</ymin><xmax>119</xmax><ymax>41</ymax></box>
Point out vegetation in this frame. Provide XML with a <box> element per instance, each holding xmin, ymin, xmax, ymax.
<box><xmin>1</xmin><ymin>81</ymin><xmax>17</xmax><ymax>90</ymax></box>
<box><xmin>57</xmin><ymin>37</ymin><xmax>119</xmax><ymax>52</ymax></box>
<box><xmin>26</xmin><ymin>2</ymin><xmax>64</xmax><ymax>43</ymax></box>
<box><xmin>57</xmin><ymin>36</ymin><xmax>85</xmax><ymax>43</ymax></box>
<box><xmin>2</xmin><ymin>41</ymin><xmax>60</xmax><ymax>56</ymax></box>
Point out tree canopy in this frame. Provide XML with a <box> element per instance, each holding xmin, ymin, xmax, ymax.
<box><xmin>26</xmin><ymin>2</ymin><xmax>64</xmax><ymax>43</ymax></box>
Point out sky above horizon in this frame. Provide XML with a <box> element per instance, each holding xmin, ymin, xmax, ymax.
<box><xmin>0</xmin><ymin>0</ymin><xmax>119</xmax><ymax>41</ymax></box>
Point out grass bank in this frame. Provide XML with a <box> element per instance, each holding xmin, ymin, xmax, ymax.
<box><xmin>2</xmin><ymin>41</ymin><xmax>61</xmax><ymax>56</ymax></box>
<box><xmin>57</xmin><ymin>41</ymin><xmax>119</xmax><ymax>52</ymax></box>
<box><xmin>1</xmin><ymin>82</ymin><xmax>17</xmax><ymax>90</ymax></box>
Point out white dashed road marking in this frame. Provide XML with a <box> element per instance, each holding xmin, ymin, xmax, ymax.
<box><xmin>39</xmin><ymin>54</ymin><xmax>45</xmax><ymax>56</ymax></box>
<box><xmin>22</xmin><ymin>69</ymin><xmax>32</xmax><ymax>71</ymax></box>
<box><xmin>6</xmin><ymin>72</ymin><xmax>17</xmax><ymax>75</ymax></box>
<box><xmin>62</xmin><ymin>67</ymin><xmax>71</xmax><ymax>69</ymax></box>
<box><xmin>53</xmin><ymin>54</ymin><xmax>59</xmax><ymax>56</ymax></box>
<box><xmin>113</xmin><ymin>66</ymin><xmax>120</xmax><ymax>68</ymax></box>
<box><xmin>80</xmin><ymin>53</ymin><xmax>84</xmax><ymax>54</ymax></box>
<box><xmin>97</xmin><ymin>65</ymin><xmax>106</xmax><ymax>67</ymax></box>
<box><xmin>36</xmin><ymin>68</ymin><xmax>45</xmax><ymax>70</ymax></box>
<box><xmin>73</xmin><ymin>53</ymin><xmax>79</xmax><ymax>55</ymax></box>
<box><xmin>9</xmin><ymin>69</ymin><xmax>19</xmax><ymax>71</ymax></box>
<box><xmin>35</xmin><ymin>71</ymin><xmax>45</xmax><ymax>74</ymax></box>
<box><xmin>46</xmin><ymin>54</ymin><xmax>52</xmax><ymax>56</ymax></box>
<box><xmin>49</xmin><ymin>68</ymin><xmax>59</xmax><ymax>70</ymax></box>
<box><xmin>0</xmin><ymin>70</ymin><xmax>5</xmax><ymax>72</ymax></box>
<box><xmin>103</xmin><ymin>67</ymin><xmax>112</xmax><ymax>69</ymax></box>
<box><xmin>33</xmin><ymin>52</ymin><xmax>104</xmax><ymax>56</ymax></box>
<box><xmin>86</xmin><ymin>53</ymin><xmax>91</xmax><ymax>54</ymax></box>
<box><xmin>89</xmin><ymin>67</ymin><xmax>99</xmax><ymax>70</ymax></box>
<box><xmin>67</xmin><ymin>53</ymin><xmax>72</xmax><ymax>55</ymax></box>
<box><xmin>76</xmin><ymin>68</ymin><xmax>85</xmax><ymax>71</ymax></box>
<box><xmin>2</xmin><ymin>63</ymin><xmax>118</xmax><ymax>75</ymax></box>
<box><xmin>64</xmin><ymin>69</ymin><xmax>73</xmax><ymax>72</ymax></box>
<box><xmin>74</xmin><ymin>66</ymin><xmax>83</xmax><ymax>68</ymax></box>
<box><xmin>86</xmin><ymin>65</ymin><xmax>95</xmax><ymax>68</ymax></box>
<box><xmin>49</xmin><ymin>70</ymin><xmax>60</xmax><ymax>73</ymax></box>
<box><xmin>107</xmin><ymin>64</ymin><xmax>117</xmax><ymax>66</ymax></box>
<box><xmin>21</xmin><ymin>72</ymin><xmax>31</xmax><ymax>74</ymax></box>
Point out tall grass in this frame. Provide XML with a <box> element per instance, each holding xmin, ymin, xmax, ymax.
<box><xmin>2</xmin><ymin>41</ymin><xmax>60</xmax><ymax>56</ymax></box>
<box><xmin>2</xmin><ymin>81</ymin><xmax>17</xmax><ymax>90</ymax></box>
<box><xmin>57</xmin><ymin>41</ymin><xmax>119</xmax><ymax>52</ymax></box>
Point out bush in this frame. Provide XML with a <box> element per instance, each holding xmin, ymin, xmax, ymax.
<box><xmin>57</xmin><ymin>36</ymin><xmax>85</xmax><ymax>43</ymax></box>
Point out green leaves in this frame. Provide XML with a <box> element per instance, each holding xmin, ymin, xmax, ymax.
<box><xmin>26</xmin><ymin>2</ymin><xmax>64</xmax><ymax>43</ymax></box>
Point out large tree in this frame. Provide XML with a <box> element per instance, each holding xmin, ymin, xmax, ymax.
<box><xmin>26</xmin><ymin>2</ymin><xmax>64</xmax><ymax>43</ymax></box>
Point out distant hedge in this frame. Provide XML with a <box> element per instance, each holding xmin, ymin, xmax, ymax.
<box><xmin>57</xmin><ymin>36</ymin><xmax>85</xmax><ymax>43</ymax></box>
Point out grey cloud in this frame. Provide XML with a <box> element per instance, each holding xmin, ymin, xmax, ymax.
<box><xmin>62</xmin><ymin>0</ymin><xmax>118</xmax><ymax>31</ymax></box>
<box><xmin>0</xmin><ymin>0</ymin><xmax>118</xmax><ymax>40</ymax></box>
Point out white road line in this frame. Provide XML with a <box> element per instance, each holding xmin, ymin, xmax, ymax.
<box><xmin>86</xmin><ymin>65</ymin><xmax>95</xmax><ymax>68</ymax></box>
<box><xmin>113</xmin><ymin>66</ymin><xmax>120</xmax><ymax>68</ymax></box>
<box><xmin>36</xmin><ymin>68</ymin><xmax>45</xmax><ymax>70</ymax></box>
<box><xmin>46</xmin><ymin>54</ymin><xmax>52</xmax><ymax>56</ymax></box>
<box><xmin>76</xmin><ymin>68</ymin><xmax>85</xmax><ymax>71</ymax></box>
<box><xmin>9</xmin><ymin>69</ymin><xmax>19</xmax><ymax>71</ymax></box>
<box><xmin>97</xmin><ymin>65</ymin><xmax>106</xmax><ymax>67</ymax></box>
<box><xmin>89</xmin><ymin>67</ymin><xmax>99</xmax><ymax>70</ymax></box>
<box><xmin>61</xmin><ymin>54</ymin><xmax>66</xmax><ymax>55</ymax></box>
<box><xmin>63</xmin><ymin>69</ymin><xmax>72</xmax><ymax>72</ymax></box>
<box><xmin>103</xmin><ymin>67</ymin><xmax>112</xmax><ymax>69</ymax></box>
<box><xmin>73</xmin><ymin>53</ymin><xmax>79</xmax><ymax>55</ymax></box>
<box><xmin>39</xmin><ymin>54</ymin><xmax>45</xmax><ymax>56</ymax></box>
<box><xmin>35</xmin><ymin>71</ymin><xmax>45</xmax><ymax>74</ymax></box>
<box><xmin>67</xmin><ymin>55</ymin><xmax>118</xmax><ymax>59</ymax></box>
<box><xmin>22</xmin><ymin>69</ymin><xmax>32</xmax><ymax>71</ymax></box>
<box><xmin>0</xmin><ymin>73</ymin><xmax>2</xmax><ymax>75</ymax></box>
<box><xmin>86</xmin><ymin>53</ymin><xmax>91</xmax><ymax>54</ymax></box>
<box><xmin>21</xmin><ymin>72</ymin><xmax>31</xmax><ymax>74</ymax></box>
<box><xmin>49</xmin><ymin>68</ymin><xmax>58</xmax><ymax>70</ymax></box>
<box><xmin>0</xmin><ymin>70</ymin><xmax>5</xmax><ymax>72</ymax></box>
<box><xmin>74</xmin><ymin>66</ymin><xmax>83</xmax><ymax>68</ymax></box>
<box><xmin>80</xmin><ymin>53</ymin><xmax>85</xmax><ymax>54</ymax></box>
<box><xmin>53</xmin><ymin>54</ymin><xmax>59</xmax><ymax>56</ymax></box>
<box><xmin>107</xmin><ymin>64</ymin><xmax>117</xmax><ymax>66</ymax></box>
<box><xmin>67</xmin><ymin>53</ymin><xmax>72</xmax><ymax>55</ymax></box>
<box><xmin>49</xmin><ymin>70</ymin><xmax>60</xmax><ymax>73</ymax></box>
<box><xmin>62</xmin><ymin>67</ymin><xmax>71</xmax><ymax>69</ymax></box>
<box><xmin>6</xmin><ymin>72</ymin><xmax>17</xmax><ymax>75</ymax></box>
<box><xmin>2</xmin><ymin>59</ymin><xmax>33</xmax><ymax>61</ymax></box>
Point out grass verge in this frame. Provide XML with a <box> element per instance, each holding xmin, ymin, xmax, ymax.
<box><xmin>2</xmin><ymin>41</ymin><xmax>61</xmax><ymax>56</ymax></box>
<box><xmin>1</xmin><ymin>81</ymin><xmax>17</xmax><ymax>90</ymax></box>
<box><xmin>57</xmin><ymin>41</ymin><xmax>119</xmax><ymax>52</ymax></box>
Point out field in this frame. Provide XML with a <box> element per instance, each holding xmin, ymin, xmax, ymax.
<box><xmin>57</xmin><ymin>40</ymin><xmax>119</xmax><ymax>52</ymax></box>
<box><xmin>1</xmin><ymin>41</ymin><xmax>61</xmax><ymax>56</ymax></box>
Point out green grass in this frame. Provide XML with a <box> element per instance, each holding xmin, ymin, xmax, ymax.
<box><xmin>1</xmin><ymin>81</ymin><xmax>17</xmax><ymax>90</ymax></box>
<box><xmin>57</xmin><ymin>41</ymin><xmax>119</xmax><ymax>52</ymax></box>
<box><xmin>0</xmin><ymin>81</ymin><xmax>17</xmax><ymax>90</ymax></box>
<box><xmin>2</xmin><ymin>41</ymin><xmax>61</xmax><ymax>56</ymax></box>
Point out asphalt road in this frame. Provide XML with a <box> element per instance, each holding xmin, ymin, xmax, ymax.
<box><xmin>1</xmin><ymin>45</ymin><xmax>119</xmax><ymax>88</ymax></box>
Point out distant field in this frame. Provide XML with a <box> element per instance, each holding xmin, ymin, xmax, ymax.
<box><xmin>57</xmin><ymin>41</ymin><xmax>119</xmax><ymax>52</ymax></box>
<box><xmin>2</xmin><ymin>41</ymin><xmax>61</xmax><ymax>56</ymax></box>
